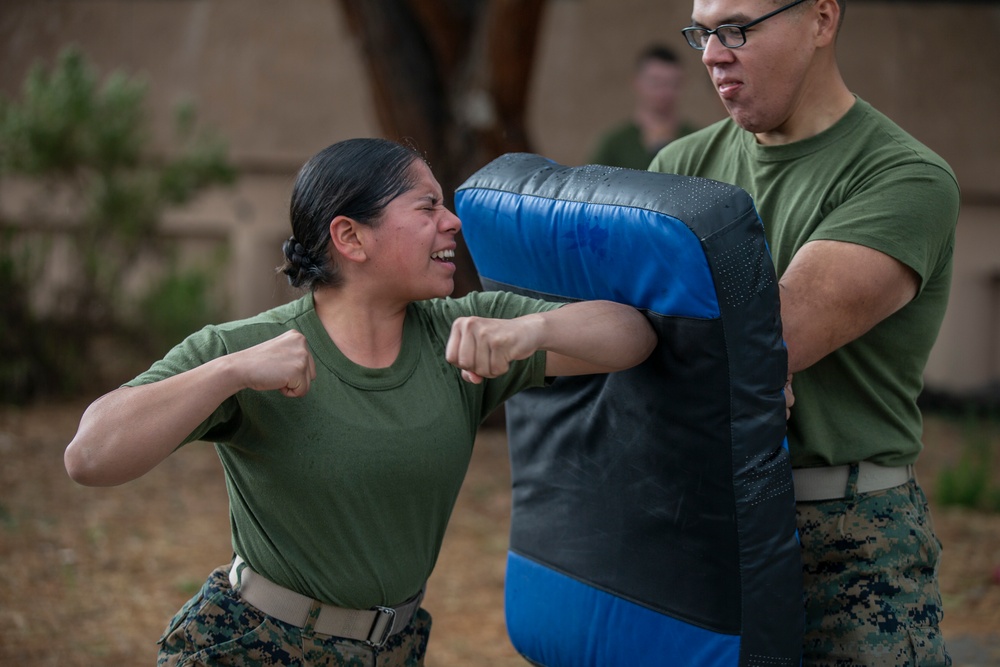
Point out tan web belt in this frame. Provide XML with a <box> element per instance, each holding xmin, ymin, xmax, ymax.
<box><xmin>228</xmin><ymin>555</ymin><xmax>423</xmax><ymax>647</ymax></box>
<box><xmin>792</xmin><ymin>461</ymin><xmax>914</xmax><ymax>502</ymax></box>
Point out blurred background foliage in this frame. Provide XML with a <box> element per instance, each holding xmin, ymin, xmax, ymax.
<box><xmin>935</xmin><ymin>410</ymin><xmax>1000</xmax><ymax>513</ymax></box>
<box><xmin>0</xmin><ymin>46</ymin><xmax>236</xmax><ymax>403</ymax></box>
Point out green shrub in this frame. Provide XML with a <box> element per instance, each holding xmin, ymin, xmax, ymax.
<box><xmin>0</xmin><ymin>46</ymin><xmax>236</xmax><ymax>402</ymax></box>
<box><xmin>139</xmin><ymin>252</ymin><xmax>229</xmax><ymax>352</ymax></box>
<box><xmin>935</xmin><ymin>413</ymin><xmax>1000</xmax><ymax>512</ymax></box>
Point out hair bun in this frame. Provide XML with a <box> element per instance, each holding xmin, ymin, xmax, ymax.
<box><xmin>280</xmin><ymin>236</ymin><xmax>318</xmax><ymax>288</ymax></box>
<box><xmin>294</xmin><ymin>242</ymin><xmax>312</xmax><ymax>266</ymax></box>
<box><xmin>283</xmin><ymin>236</ymin><xmax>313</xmax><ymax>268</ymax></box>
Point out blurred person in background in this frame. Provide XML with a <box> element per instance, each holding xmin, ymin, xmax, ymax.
<box><xmin>588</xmin><ymin>43</ymin><xmax>698</xmax><ymax>170</ymax></box>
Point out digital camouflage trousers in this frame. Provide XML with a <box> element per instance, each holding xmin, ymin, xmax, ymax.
<box><xmin>156</xmin><ymin>564</ymin><xmax>431</xmax><ymax>667</ymax></box>
<box><xmin>797</xmin><ymin>473</ymin><xmax>950</xmax><ymax>667</ymax></box>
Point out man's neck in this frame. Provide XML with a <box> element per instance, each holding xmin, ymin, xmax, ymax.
<box><xmin>754</xmin><ymin>70</ymin><xmax>854</xmax><ymax>146</ymax></box>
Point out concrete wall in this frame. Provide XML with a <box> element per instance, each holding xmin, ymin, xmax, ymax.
<box><xmin>2</xmin><ymin>0</ymin><xmax>997</xmax><ymax>392</ymax></box>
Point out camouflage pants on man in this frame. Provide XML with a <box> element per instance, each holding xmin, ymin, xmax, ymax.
<box><xmin>797</xmin><ymin>472</ymin><xmax>950</xmax><ymax>666</ymax></box>
<box><xmin>157</xmin><ymin>565</ymin><xmax>431</xmax><ymax>667</ymax></box>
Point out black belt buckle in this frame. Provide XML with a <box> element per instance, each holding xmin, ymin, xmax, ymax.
<box><xmin>366</xmin><ymin>606</ymin><xmax>396</xmax><ymax>647</ymax></box>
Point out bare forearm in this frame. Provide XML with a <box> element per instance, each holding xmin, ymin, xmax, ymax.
<box><xmin>64</xmin><ymin>356</ymin><xmax>243</xmax><ymax>487</ymax></box>
<box><xmin>445</xmin><ymin>300</ymin><xmax>656</xmax><ymax>382</ymax></box>
<box><xmin>779</xmin><ymin>240</ymin><xmax>919</xmax><ymax>374</ymax></box>
<box><xmin>65</xmin><ymin>329</ymin><xmax>316</xmax><ymax>486</ymax></box>
<box><xmin>539</xmin><ymin>300</ymin><xmax>656</xmax><ymax>375</ymax></box>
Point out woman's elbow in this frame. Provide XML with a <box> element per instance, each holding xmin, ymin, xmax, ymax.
<box><xmin>64</xmin><ymin>392</ymin><xmax>130</xmax><ymax>486</ymax></box>
<box><xmin>64</xmin><ymin>427</ymin><xmax>129</xmax><ymax>487</ymax></box>
<box><xmin>639</xmin><ymin>319</ymin><xmax>658</xmax><ymax>359</ymax></box>
<box><xmin>624</xmin><ymin>311</ymin><xmax>658</xmax><ymax>368</ymax></box>
<box><xmin>65</xmin><ymin>440</ymin><xmax>90</xmax><ymax>485</ymax></box>
<box><xmin>64</xmin><ymin>437</ymin><xmax>104</xmax><ymax>486</ymax></box>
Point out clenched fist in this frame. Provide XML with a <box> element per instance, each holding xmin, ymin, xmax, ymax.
<box><xmin>231</xmin><ymin>329</ymin><xmax>317</xmax><ymax>397</ymax></box>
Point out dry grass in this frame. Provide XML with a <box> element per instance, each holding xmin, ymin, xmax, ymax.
<box><xmin>1</xmin><ymin>401</ymin><xmax>998</xmax><ymax>665</ymax></box>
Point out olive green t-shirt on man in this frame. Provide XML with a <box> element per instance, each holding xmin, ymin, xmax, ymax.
<box><xmin>650</xmin><ymin>97</ymin><xmax>960</xmax><ymax>469</ymax></box>
<box><xmin>126</xmin><ymin>291</ymin><xmax>558</xmax><ymax>610</ymax></box>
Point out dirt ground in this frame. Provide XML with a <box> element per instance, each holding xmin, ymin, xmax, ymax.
<box><xmin>1</xmin><ymin>400</ymin><xmax>999</xmax><ymax>666</ymax></box>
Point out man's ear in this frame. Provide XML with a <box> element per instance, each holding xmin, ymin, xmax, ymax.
<box><xmin>329</xmin><ymin>215</ymin><xmax>367</xmax><ymax>263</ymax></box>
<box><xmin>814</xmin><ymin>0</ymin><xmax>841</xmax><ymax>46</ymax></box>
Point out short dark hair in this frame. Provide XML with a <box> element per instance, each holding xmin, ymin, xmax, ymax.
<box><xmin>775</xmin><ymin>0</ymin><xmax>845</xmax><ymax>31</ymax></box>
<box><xmin>280</xmin><ymin>138</ymin><xmax>424</xmax><ymax>290</ymax></box>
<box><xmin>636</xmin><ymin>43</ymin><xmax>681</xmax><ymax>69</ymax></box>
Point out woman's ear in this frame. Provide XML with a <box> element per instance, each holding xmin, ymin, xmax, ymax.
<box><xmin>329</xmin><ymin>215</ymin><xmax>367</xmax><ymax>263</ymax></box>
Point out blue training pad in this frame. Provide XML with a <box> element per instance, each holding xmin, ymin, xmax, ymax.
<box><xmin>455</xmin><ymin>154</ymin><xmax>803</xmax><ymax>667</ymax></box>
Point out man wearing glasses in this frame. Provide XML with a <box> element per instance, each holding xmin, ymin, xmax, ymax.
<box><xmin>650</xmin><ymin>0</ymin><xmax>959</xmax><ymax>665</ymax></box>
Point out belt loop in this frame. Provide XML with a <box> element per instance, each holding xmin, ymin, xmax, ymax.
<box><xmin>844</xmin><ymin>463</ymin><xmax>861</xmax><ymax>501</ymax></box>
<box><xmin>230</xmin><ymin>554</ymin><xmax>248</xmax><ymax>587</ymax></box>
<box><xmin>302</xmin><ymin>599</ymin><xmax>323</xmax><ymax>636</ymax></box>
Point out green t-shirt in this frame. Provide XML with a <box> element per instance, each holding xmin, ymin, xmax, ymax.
<box><xmin>126</xmin><ymin>291</ymin><xmax>559</xmax><ymax>608</ymax></box>
<box><xmin>650</xmin><ymin>97</ymin><xmax>959</xmax><ymax>468</ymax></box>
<box><xmin>588</xmin><ymin>120</ymin><xmax>699</xmax><ymax>171</ymax></box>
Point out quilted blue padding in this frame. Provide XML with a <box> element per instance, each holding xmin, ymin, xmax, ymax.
<box><xmin>457</xmin><ymin>188</ymin><xmax>720</xmax><ymax>318</ymax></box>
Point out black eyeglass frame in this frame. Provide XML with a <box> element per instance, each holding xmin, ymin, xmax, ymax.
<box><xmin>681</xmin><ymin>0</ymin><xmax>811</xmax><ymax>50</ymax></box>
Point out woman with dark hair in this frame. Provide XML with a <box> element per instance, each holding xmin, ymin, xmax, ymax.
<box><xmin>64</xmin><ymin>137</ymin><xmax>656</xmax><ymax>666</ymax></box>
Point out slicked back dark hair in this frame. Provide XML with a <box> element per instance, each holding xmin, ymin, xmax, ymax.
<box><xmin>280</xmin><ymin>138</ymin><xmax>423</xmax><ymax>290</ymax></box>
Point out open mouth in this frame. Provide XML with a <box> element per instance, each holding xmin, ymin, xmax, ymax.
<box><xmin>431</xmin><ymin>249</ymin><xmax>455</xmax><ymax>262</ymax></box>
<box><xmin>716</xmin><ymin>78</ymin><xmax>741</xmax><ymax>99</ymax></box>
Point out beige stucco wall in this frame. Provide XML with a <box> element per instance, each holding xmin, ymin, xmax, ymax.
<box><xmin>927</xmin><ymin>205</ymin><xmax>1000</xmax><ymax>390</ymax></box>
<box><xmin>2</xmin><ymin>0</ymin><xmax>997</xmax><ymax>392</ymax></box>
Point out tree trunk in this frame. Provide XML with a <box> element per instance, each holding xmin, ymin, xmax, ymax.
<box><xmin>335</xmin><ymin>0</ymin><xmax>548</xmax><ymax>296</ymax></box>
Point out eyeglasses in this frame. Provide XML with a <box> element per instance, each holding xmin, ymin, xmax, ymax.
<box><xmin>681</xmin><ymin>0</ymin><xmax>810</xmax><ymax>50</ymax></box>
